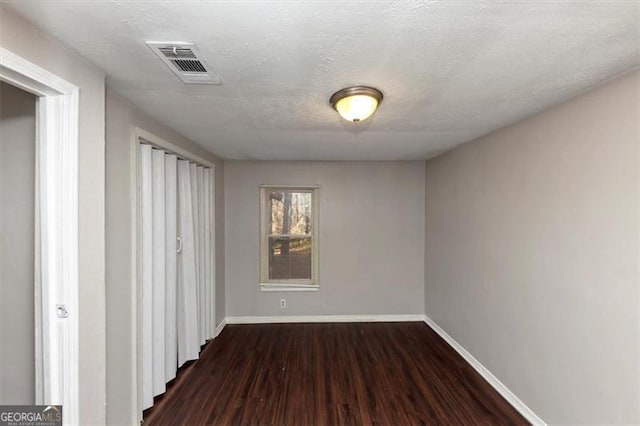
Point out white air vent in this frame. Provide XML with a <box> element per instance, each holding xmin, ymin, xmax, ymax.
<box><xmin>146</xmin><ymin>41</ymin><xmax>221</xmax><ymax>85</ymax></box>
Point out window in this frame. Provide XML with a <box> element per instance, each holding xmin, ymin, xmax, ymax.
<box><xmin>260</xmin><ymin>186</ymin><xmax>319</xmax><ymax>291</ymax></box>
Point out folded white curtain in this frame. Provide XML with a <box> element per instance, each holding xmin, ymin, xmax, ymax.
<box><xmin>177</xmin><ymin>159</ymin><xmax>200</xmax><ymax>366</ymax></box>
<box><xmin>197</xmin><ymin>166</ymin><xmax>206</xmax><ymax>344</ymax></box>
<box><xmin>192</xmin><ymin>164</ymin><xmax>210</xmax><ymax>345</ymax></box>
<box><xmin>139</xmin><ymin>145</ymin><xmax>214</xmax><ymax>410</ymax></box>
<box><xmin>139</xmin><ymin>145</ymin><xmax>154</xmax><ymax>410</ymax></box>
<box><xmin>151</xmin><ymin>149</ymin><xmax>167</xmax><ymax>398</ymax></box>
<box><xmin>189</xmin><ymin>164</ymin><xmax>202</xmax><ymax>345</ymax></box>
<box><xmin>164</xmin><ymin>154</ymin><xmax>178</xmax><ymax>383</ymax></box>
<box><xmin>203</xmin><ymin>168</ymin><xmax>212</xmax><ymax>339</ymax></box>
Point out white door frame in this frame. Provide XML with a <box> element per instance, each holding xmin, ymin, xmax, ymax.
<box><xmin>130</xmin><ymin>127</ymin><xmax>215</xmax><ymax>422</ymax></box>
<box><xmin>0</xmin><ymin>48</ymin><xmax>80</xmax><ymax>424</ymax></box>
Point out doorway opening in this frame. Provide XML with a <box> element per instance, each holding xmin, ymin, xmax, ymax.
<box><xmin>0</xmin><ymin>81</ymin><xmax>36</xmax><ymax>404</ymax></box>
<box><xmin>0</xmin><ymin>47</ymin><xmax>80</xmax><ymax>424</ymax></box>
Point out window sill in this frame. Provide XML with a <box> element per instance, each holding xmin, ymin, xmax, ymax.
<box><xmin>260</xmin><ymin>284</ymin><xmax>319</xmax><ymax>292</ymax></box>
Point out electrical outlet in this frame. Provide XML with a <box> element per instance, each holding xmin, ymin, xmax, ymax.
<box><xmin>280</xmin><ymin>299</ymin><xmax>286</xmax><ymax>308</ymax></box>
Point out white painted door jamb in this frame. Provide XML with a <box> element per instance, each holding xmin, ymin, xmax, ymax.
<box><xmin>0</xmin><ymin>47</ymin><xmax>80</xmax><ymax>425</ymax></box>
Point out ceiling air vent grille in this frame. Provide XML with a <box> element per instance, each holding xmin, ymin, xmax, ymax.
<box><xmin>172</xmin><ymin>59</ymin><xmax>207</xmax><ymax>73</ymax></box>
<box><xmin>146</xmin><ymin>41</ymin><xmax>221</xmax><ymax>85</ymax></box>
<box><xmin>158</xmin><ymin>46</ymin><xmax>197</xmax><ymax>59</ymax></box>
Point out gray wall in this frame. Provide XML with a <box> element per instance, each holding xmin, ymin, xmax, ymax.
<box><xmin>105</xmin><ymin>90</ymin><xmax>225</xmax><ymax>425</ymax></box>
<box><xmin>0</xmin><ymin>7</ymin><xmax>107</xmax><ymax>423</ymax></box>
<box><xmin>425</xmin><ymin>69</ymin><xmax>639</xmax><ymax>424</ymax></box>
<box><xmin>0</xmin><ymin>82</ymin><xmax>36</xmax><ymax>404</ymax></box>
<box><xmin>225</xmin><ymin>161</ymin><xmax>425</xmax><ymax>317</ymax></box>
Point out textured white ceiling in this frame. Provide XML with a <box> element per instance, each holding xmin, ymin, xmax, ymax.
<box><xmin>5</xmin><ymin>1</ymin><xmax>639</xmax><ymax>160</ymax></box>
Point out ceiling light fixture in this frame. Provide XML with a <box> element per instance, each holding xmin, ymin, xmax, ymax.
<box><xmin>330</xmin><ymin>86</ymin><xmax>383</xmax><ymax>123</ymax></box>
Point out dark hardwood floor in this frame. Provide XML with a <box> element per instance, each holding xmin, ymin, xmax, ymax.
<box><xmin>144</xmin><ymin>322</ymin><xmax>528</xmax><ymax>425</ymax></box>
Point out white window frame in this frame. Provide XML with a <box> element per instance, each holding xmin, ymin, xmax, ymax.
<box><xmin>259</xmin><ymin>185</ymin><xmax>319</xmax><ymax>292</ymax></box>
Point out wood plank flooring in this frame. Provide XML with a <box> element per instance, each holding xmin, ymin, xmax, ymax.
<box><xmin>144</xmin><ymin>322</ymin><xmax>528</xmax><ymax>425</ymax></box>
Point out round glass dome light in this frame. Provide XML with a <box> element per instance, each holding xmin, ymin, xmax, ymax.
<box><xmin>330</xmin><ymin>86</ymin><xmax>383</xmax><ymax>123</ymax></box>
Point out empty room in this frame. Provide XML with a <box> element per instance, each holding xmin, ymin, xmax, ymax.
<box><xmin>0</xmin><ymin>1</ymin><xmax>638</xmax><ymax>425</ymax></box>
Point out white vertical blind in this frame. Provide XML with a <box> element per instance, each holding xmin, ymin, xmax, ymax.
<box><xmin>203</xmin><ymin>168</ymin><xmax>212</xmax><ymax>338</ymax></box>
<box><xmin>189</xmin><ymin>164</ymin><xmax>202</xmax><ymax>345</ymax></box>
<box><xmin>164</xmin><ymin>154</ymin><xmax>178</xmax><ymax>382</ymax></box>
<box><xmin>139</xmin><ymin>144</ymin><xmax>215</xmax><ymax>410</ymax></box>
<box><xmin>138</xmin><ymin>144</ymin><xmax>154</xmax><ymax>410</ymax></box>
<box><xmin>197</xmin><ymin>166</ymin><xmax>207</xmax><ymax>344</ymax></box>
<box><xmin>151</xmin><ymin>149</ymin><xmax>166</xmax><ymax>397</ymax></box>
<box><xmin>177</xmin><ymin>159</ymin><xmax>200</xmax><ymax>366</ymax></box>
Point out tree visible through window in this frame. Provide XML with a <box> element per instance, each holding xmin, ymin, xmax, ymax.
<box><xmin>260</xmin><ymin>186</ymin><xmax>318</xmax><ymax>289</ymax></box>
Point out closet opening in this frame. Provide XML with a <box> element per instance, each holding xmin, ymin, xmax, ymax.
<box><xmin>132</xmin><ymin>129</ymin><xmax>215</xmax><ymax>418</ymax></box>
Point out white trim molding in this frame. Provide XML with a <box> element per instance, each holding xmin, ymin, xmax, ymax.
<box><xmin>135</xmin><ymin>127</ymin><xmax>215</xmax><ymax>168</ymax></box>
<box><xmin>260</xmin><ymin>284</ymin><xmax>319</xmax><ymax>292</ymax></box>
<box><xmin>213</xmin><ymin>319</ymin><xmax>227</xmax><ymax>338</ymax></box>
<box><xmin>226</xmin><ymin>314</ymin><xmax>425</xmax><ymax>324</ymax></box>
<box><xmin>423</xmin><ymin>316</ymin><xmax>546</xmax><ymax>426</ymax></box>
<box><xmin>0</xmin><ymin>47</ymin><xmax>80</xmax><ymax>425</ymax></box>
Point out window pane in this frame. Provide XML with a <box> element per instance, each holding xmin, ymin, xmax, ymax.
<box><xmin>269</xmin><ymin>236</ymin><xmax>312</xmax><ymax>280</ymax></box>
<box><xmin>269</xmin><ymin>191</ymin><xmax>312</xmax><ymax>235</ymax></box>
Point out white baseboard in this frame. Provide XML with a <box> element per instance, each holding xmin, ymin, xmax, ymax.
<box><xmin>214</xmin><ymin>318</ymin><xmax>227</xmax><ymax>337</ymax></box>
<box><xmin>423</xmin><ymin>316</ymin><xmax>546</xmax><ymax>426</ymax></box>
<box><xmin>225</xmin><ymin>314</ymin><xmax>424</xmax><ymax>324</ymax></box>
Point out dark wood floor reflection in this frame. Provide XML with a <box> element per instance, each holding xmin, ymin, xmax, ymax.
<box><xmin>144</xmin><ymin>322</ymin><xmax>528</xmax><ymax>425</ymax></box>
